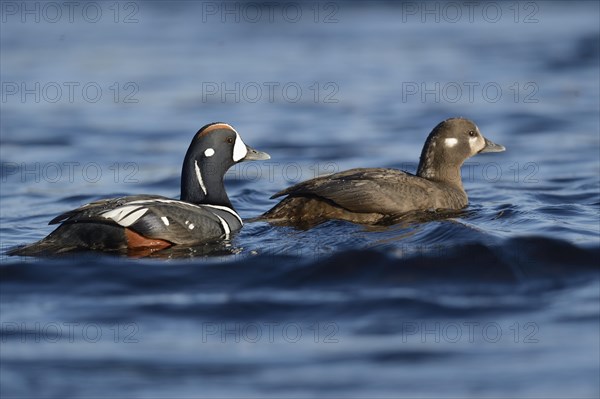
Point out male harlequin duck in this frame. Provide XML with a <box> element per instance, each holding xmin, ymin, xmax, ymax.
<box><xmin>9</xmin><ymin>122</ymin><xmax>270</xmax><ymax>256</ymax></box>
<box><xmin>259</xmin><ymin>118</ymin><xmax>505</xmax><ymax>227</ymax></box>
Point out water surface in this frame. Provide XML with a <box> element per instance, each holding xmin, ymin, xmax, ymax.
<box><xmin>1</xmin><ymin>1</ymin><xmax>599</xmax><ymax>398</ymax></box>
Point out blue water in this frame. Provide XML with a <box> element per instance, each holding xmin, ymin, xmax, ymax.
<box><xmin>1</xmin><ymin>1</ymin><xmax>599</xmax><ymax>398</ymax></box>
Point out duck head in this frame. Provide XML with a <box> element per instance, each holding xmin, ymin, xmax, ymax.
<box><xmin>417</xmin><ymin>118</ymin><xmax>505</xmax><ymax>187</ymax></box>
<box><xmin>181</xmin><ymin>122</ymin><xmax>270</xmax><ymax>206</ymax></box>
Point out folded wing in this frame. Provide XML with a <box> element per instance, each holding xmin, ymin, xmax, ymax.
<box><xmin>49</xmin><ymin>195</ymin><xmax>236</xmax><ymax>245</ymax></box>
<box><xmin>271</xmin><ymin>168</ymin><xmax>436</xmax><ymax>214</ymax></box>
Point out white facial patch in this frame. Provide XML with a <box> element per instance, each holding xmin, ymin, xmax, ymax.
<box><xmin>204</xmin><ymin>148</ymin><xmax>215</xmax><ymax>157</ymax></box>
<box><xmin>232</xmin><ymin>131</ymin><xmax>248</xmax><ymax>162</ymax></box>
<box><xmin>445</xmin><ymin>138</ymin><xmax>458</xmax><ymax>147</ymax></box>
<box><xmin>194</xmin><ymin>160</ymin><xmax>207</xmax><ymax>196</ymax></box>
<box><xmin>468</xmin><ymin>136</ymin><xmax>479</xmax><ymax>148</ymax></box>
<box><xmin>469</xmin><ymin>127</ymin><xmax>483</xmax><ymax>151</ymax></box>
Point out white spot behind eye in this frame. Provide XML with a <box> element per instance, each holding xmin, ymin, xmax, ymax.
<box><xmin>445</xmin><ymin>138</ymin><xmax>458</xmax><ymax>147</ymax></box>
<box><xmin>232</xmin><ymin>131</ymin><xmax>248</xmax><ymax>162</ymax></box>
<box><xmin>204</xmin><ymin>148</ymin><xmax>215</xmax><ymax>157</ymax></box>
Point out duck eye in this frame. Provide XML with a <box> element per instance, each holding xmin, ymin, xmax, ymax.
<box><xmin>226</xmin><ymin>137</ymin><xmax>234</xmax><ymax>144</ymax></box>
<box><xmin>468</xmin><ymin>130</ymin><xmax>477</xmax><ymax>137</ymax></box>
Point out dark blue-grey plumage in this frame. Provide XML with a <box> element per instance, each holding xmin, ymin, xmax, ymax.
<box><xmin>9</xmin><ymin>122</ymin><xmax>270</xmax><ymax>256</ymax></box>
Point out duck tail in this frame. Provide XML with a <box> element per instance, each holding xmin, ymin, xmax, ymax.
<box><xmin>6</xmin><ymin>224</ymin><xmax>92</xmax><ymax>256</ymax></box>
<box><xmin>6</xmin><ymin>237</ymin><xmax>71</xmax><ymax>257</ymax></box>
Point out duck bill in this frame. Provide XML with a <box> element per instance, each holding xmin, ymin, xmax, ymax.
<box><xmin>242</xmin><ymin>145</ymin><xmax>271</xmax><ymax>161</ymax></box>
<box><xmin>479</xmin><ymin>137</ymin><xmax>506</xmax><ymax>153</ymax></box>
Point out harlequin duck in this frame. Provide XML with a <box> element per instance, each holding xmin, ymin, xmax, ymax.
<box><xmin>9</xmin><ymin>122</ymin><xmax>270</xmax><ymax>256</ymax></box>
<box><xmin>259</xmin><ymin>118</ymin><xmax>505</xmax><ymax>227</ymax></box>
